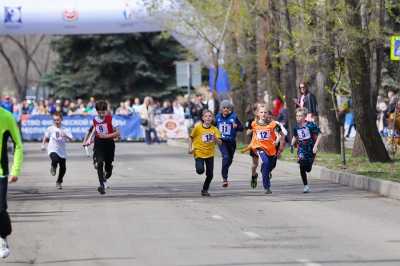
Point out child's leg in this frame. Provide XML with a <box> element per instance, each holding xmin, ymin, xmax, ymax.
<box><xmin>219</xmin><ymin>142</ymin><xmax>230</xmax><ymax>181</ymax></box>
<box><xmin>49</xmin><ymin>152</ymin><xmax>58</xmax><ymax>170</ymax></box>
<box><xmin>195</xmin><ymin>158</ymin><xmax>205</xmax><ymax>175</ymax></box>
<box><xmin>57</xmin><ymin>158</ymin><xmax>66</xmax><ymax>184</ymax></box>
<box><xmin>299</xmin><ymin>162</ymin><xmax>308</xmax><ymax>185</ymax></box>
<box><xmin>0</xmin><ymin>177</ymin><xmax>11</xmax><ymax>239</ymax></box>
<box><xmin>97</xmin><ymin>161</ymin><xmax>105</xmax><ymax>186</ymax></box>
<box><xmin>257</xmin><ymin>150</ymin><xmax>272</xmax><ymax>189</ymax></box>
<box><xmin>202</xmin><ymin>157</ymin><xmax>214</xmax><ymax>192</ymax></box>
<box><xmin>251</xmin><ymin>153</ymin><xmax>259</xmax><ymax>177</ymax></box>
<box><xmin>104</xmin><ymin>161</ymin><xmax>113</xmax><ymax>180</ymax></box>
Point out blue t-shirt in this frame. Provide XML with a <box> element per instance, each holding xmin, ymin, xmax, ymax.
<box><xmin>293</xmin><ymin>122</ymin><xmax>320</xmax><ymax>161</ymax></box>
<box><xmin>215</xmin><ymin>112</ymin><xmax>243</xmax><ymax>142</ymax></box>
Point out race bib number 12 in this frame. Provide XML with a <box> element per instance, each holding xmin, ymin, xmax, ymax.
<box><xmin>256</xmin><ymin>130</ymin><xmax>270</xmax><ymax>140</ymax></box>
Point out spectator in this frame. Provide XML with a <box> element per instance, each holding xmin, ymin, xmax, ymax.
<box><xmin>140</xmin><ymin>96</ymin><xmax>160</xmax><ymax>144</ymax></box>
<box><xmin>0</xmin><ymin>96</ymin><xmax>13</xmax><ymax>113</ymax></box>
<box><xmin>161</xmin><ymin>100</ymin><xmax>173</xmax><ymax>114</ymax></box>
<box><xmin>272</xmin><ymin>97</ymin><xmax>283</xmax><ymax>118</ymax></box>
<box><xmin>173</xmin><ymin>97</ymin><xmax>185</xmax><ymax>117</ymax></box>
<box><xmin>190</xmin><ymin>93</ymin><xmax>207</xmax><ymax>123</ymax></box>
<box><xmin>388</xmin><ymin>89</ymin><xmax>398</xmax><ymax>114</ymax></box>
<box><xmin>132</xmin><ymin>97</ymin><xmax>142</xmax><ymax>113</ymax></box>
<box><xmin>295</xmin><ymin>81</ymin><xmax>318</xmax><ymax>122</ymax></box>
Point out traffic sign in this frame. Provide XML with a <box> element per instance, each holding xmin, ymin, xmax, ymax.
<box><xmin>390</xmin><ymin>36</ymin><xmax>400</xmax><ymax>61</ymax></box>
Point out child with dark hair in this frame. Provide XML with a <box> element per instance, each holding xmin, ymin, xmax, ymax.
<box><xmin>188</xmin><ymin>109</ymin><xmax>221</xmax><ymax>196</ymax></box>
<box><xmin>92</xmin><ymin>100</ymin><xmax>120</xmax><ymax>195</ymax></box>
<box><xmin>41</xmin><ymin>112</ymin><xmax>73</xmax><ymax>189</ymax></box>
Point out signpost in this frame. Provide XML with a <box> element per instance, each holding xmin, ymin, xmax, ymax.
<box><xmin>176</xmin><ymin>61</ymin><xmax>201</xmax><ymax>98</ymax></box>
<box><xmin>390</xmin><ymin>36</ymin><xmax>400</xmax><ymax>61</ymax></box>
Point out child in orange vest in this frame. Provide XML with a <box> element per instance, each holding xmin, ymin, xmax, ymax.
<box><xmin>247</xmin><ymin>105</ymin><xmax>285</xmax><ymax>193</ymax></box>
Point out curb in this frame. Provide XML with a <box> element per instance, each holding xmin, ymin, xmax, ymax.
<box><xmin>167</xmin><ymin>139</ymin><xmax>400</xmax><ymax>200</ymax></box>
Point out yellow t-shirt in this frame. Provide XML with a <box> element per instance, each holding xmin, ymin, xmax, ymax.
<box><xmin>190</xmin><ymin>123</ymin><xmax>221</xmax><ymax>158</ymax></box>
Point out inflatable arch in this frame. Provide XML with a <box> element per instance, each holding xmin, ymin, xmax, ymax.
<box><xmin>0</xmin><ymin>0</ymin><xmax>221</xmax><ymax>65</ymax></box>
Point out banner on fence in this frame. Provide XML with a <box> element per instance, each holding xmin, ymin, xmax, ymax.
<box><xmin>154</xmin><ymin>114</ymin><xmax>188</xmax><ymax>140</ymax></box>
<box><xmin>21</xmin><ymin>114</ymin><xmax>143</xmax><ymax>141</ymax></box>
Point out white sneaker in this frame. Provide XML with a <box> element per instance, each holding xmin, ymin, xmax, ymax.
<box><xmin>303</xmin><ymin>185</ymin><xmax>310</xmax><ymax>193</ymax></box>
<box><xmin>103</xmin><ymin>180</ymin><xmax>111</xmax><ymax>189</ymax></box>
<box><xmin>0</xmin><ymin>238</ymin><xmax>10</xmax><ymax>259</ymax></box>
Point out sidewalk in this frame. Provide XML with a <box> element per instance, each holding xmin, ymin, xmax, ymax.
<box><xmin>168</xmin><ymin>139</ymin><xmax>400</xmax><ymax>201</ymax></box>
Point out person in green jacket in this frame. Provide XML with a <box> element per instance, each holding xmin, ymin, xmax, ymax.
<box><xmin>0</xmin><ymin>107</ymin><xmax>23</xmax><ymax>259</ymax></box>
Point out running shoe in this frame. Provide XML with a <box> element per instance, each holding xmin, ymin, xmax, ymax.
<box><xmin>56</xmin><ymin>182</ymin><xmax>62</xmax><ymax>190</ymax></box>
<box><xmin>0</xmin><ymin>238</ymin><xmax>10</xmax><ymax>259</ymax></box>
<box><xmin>303</xmin><ymin>185</ymin><xmax>310</xmax><ymax>193</ymax></box>
<box><xmin>104</xmin><ymin>180</ymin><xmax>111</xmax><ymax>189</ymax></box>
<box><xmin>201</xmin><ymin>190</ymin><xmax>210</xmax><ymax>196</ymax></box>
<box><xmin>97</xmin><ymin>186</ymin><xmax>106</xmax><ymax>195</ymax></box>
<box><xmin>50</xmin><ymin>166</ymin><xmax>56</xmax><ymax>176</ymax></box>
<box><xmin>265</xmin><ymin>188</ymin><xmax>272</xmax><ymax>194</ymax></box>
<box><xmin>222</xmin><ymin>180</ymin><xmax>228</xmax><ymax>188</ymax></box>
<box><xmin>251</xmin><ymin>174</ymin><xmax>258</xmax><ymax>189</ymax></box>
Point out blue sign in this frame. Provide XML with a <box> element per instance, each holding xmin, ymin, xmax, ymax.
<box><xmin>4</xmin><ymin>6</ymin><xmax>22</xmax><ymax>24</ymax></box>
<box><xmin>209</xmin><ymin>67</ymin><xmax>230</xmax><ymax>94</ymax></box>
<box><xmin>21</xmin><ymin>115</ymin><xmax>143</xmax><ymax>141</ymax></box>
<box><xmin>391</xmin><ymin>36</ymin><xmax>400</xmax><ymax>61</ymax></box>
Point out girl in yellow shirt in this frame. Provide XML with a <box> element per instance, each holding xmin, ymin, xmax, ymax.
<box><xmin>188</xmin><ymin>110</ymin><xmax>222</xmax><ymax>196</ymax></box>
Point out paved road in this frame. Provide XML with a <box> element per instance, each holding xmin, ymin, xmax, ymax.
<box><xmin>4</xmin><ymin>143</ymin><xmax>400</xmax><ymax>266</ymax></box>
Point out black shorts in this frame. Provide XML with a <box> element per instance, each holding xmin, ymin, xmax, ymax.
<box><xmin>249</xmin><ymin>149</ymin><xmax>257</xmax><ymax>158</ymax></box>
<box><xmin>94</xmin><ymin>139</ymin><xmax>115</xmax><ymax>163</ymax></box>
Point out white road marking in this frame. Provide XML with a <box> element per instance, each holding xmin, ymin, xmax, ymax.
<box><xmin>243</xmin><ymin>231</ymin><xmax>261</xmax><ymax>239</ymax></box>
<box><xmin>297</xmin><ymin>259</ymin><xmax>322</xmax><ymax>266</ymax></box>
<box><xmin>211</xmin><ymin>214</ymin><xmax>224</xmax><ymax>220</ymax></box>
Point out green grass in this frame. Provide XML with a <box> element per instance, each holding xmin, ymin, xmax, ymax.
<box><xmin>279</xmin><ymin>148</ymin><xmax>400</xmax><ymax>183</ymax></box>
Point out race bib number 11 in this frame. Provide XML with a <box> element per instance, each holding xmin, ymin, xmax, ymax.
<box><xmin>219</xmin><ymin>123</ymin><xmax>232</xmax><ymax>135</ymax></box>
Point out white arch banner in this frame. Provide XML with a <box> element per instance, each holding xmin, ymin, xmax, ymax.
<box><xmin>0</xmin><ymin>0</ymin><xmax>220</xmax><ymax>64</ymax></box>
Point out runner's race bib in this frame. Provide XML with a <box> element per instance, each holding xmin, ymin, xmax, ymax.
<box><xmin>96</xmin><ymin>123</ymin><xmax>109</xmax><ymax>135</ymax></box>
<box><xmin>219</xmin><ymin>123</ymin><xmax>232</xmax><ymax>135</ymax></box>
<box><xmin>202</xmin><ymin>133</ymin><xmax>214</xmax><ymax>143</ymax></box>
<box><xmin>297</xmin><ymin>127</ymin><xmax>311</xmax><ymax>140</ymax></box>
<box><xmin>256</xmin><ymin>130</ymin><xmax>271</xmax><ymax>140</ymax></box>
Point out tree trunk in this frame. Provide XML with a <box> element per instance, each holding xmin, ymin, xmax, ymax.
<box><xmin>316</xmin><ymin>0</ymin><xmax>341</xmax><ymax>153</ymax></box>
<box><xmin>282</xmin><ymin>0</ymin><xmax>297</xmax><ymax>139</ymax></box>
<box><xmin>345</xmin><ymin>0</ymin><xmax>390</xmax><ymax>162</ymax></box>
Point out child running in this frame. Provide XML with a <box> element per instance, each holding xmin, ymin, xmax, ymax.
<box><xmin>215</xmin><ymin>100</ymin><xmax>243</xmax><ymax>187</ymax></box>
<box><xmin>291</xmin><ymin>108</ymin><xmax>321</xmax><ymax>193</ymax></box>
<box><xmin>188</xmin><ymin>109</ymin><xmax>222</xmax><ymax>196</ymax></box>
<box><xmin>92</xmin><ymin>101</ymin><xmax>120</xmax><ymax>195</ymax></box>
<box><xmin>41</xmin><ymin>112</ymin><xmax>73</xmax><ymax>189</ymax></box>
<box><xmin>0</xmin><ymin>107</ymin><xmax>23</xmax><ymax>259</ymax></box>
<box><xmin>247</xmin><ymin>105</ymin><xmax>285</xmax><ymax>194</ymax></box>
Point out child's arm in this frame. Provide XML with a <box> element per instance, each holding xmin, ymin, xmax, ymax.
<box><xmin>41</xmin><ymin>133</ymin><xmax>47</xmax><ymax>151</ymax></box>
<box><xmin>83</xmin><ymin>127</ymin><xmax>94</xmax><ymax>146</ymax></box>
<box><xmin>234</xmin><ymin>117</ymin><xmax>244</xmax><ymax>132</ymax></box>
<box><xmin>215</xmin><ymin>137</ymin><xmax>222</xmax><ymax>145</ymax></box>
<box><xmin>62</xmin><ymin>129</ymin><xmax>73</xmax><ymax>142</ymax></box>
<box><xmin>188</xmin><ymin>137</ymin><xmax>194</xmax><ymax>154</ymax></box>
<box><xmin>291</xmin><ymin>136</ymin><xmax>297</xmax><ymax>146</ymax></box>
<box><xmin>313</xmin><ymin>134</ymin><xmax>322</xmax><ymax>154</ymax></box>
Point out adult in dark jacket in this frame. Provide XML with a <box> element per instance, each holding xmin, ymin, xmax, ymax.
<box><xmin>295</xmin><ymin>82</ymin><xmax>318</xmax><ymax>122</ymax></box>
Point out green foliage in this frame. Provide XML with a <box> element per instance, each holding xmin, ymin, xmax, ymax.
<box><xmin>42</xmin><ymin>33</ymin><xmax>187</xmax><ymax>101</ymax></box>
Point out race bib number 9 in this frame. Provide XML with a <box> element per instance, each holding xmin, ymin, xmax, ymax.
<box><xmin>202</xmin><ymin>133</ymin><xmax>214</xmax><ymax>143</ymax></box>
<box><xmin>219</xmin><ymin>123</ymin><xmax>232</xmax><ymax>135</ymax></box>
<box><xmin>297</xmin><ymin>128</ymin><xmax>311</xmax><ymax>140</ymax></box>
<box><xmin>256</xmin><ymin>130</ymin><xmax>270</xmax><ymax>140</ymax></box>
<box><xmin>96</xmin><ymin>123</ymin><xmax>109</xmax><ymax>135</ymax></box>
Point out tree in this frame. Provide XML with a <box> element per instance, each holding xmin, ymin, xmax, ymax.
<box><xmin>0</xmin><ymin>35</ymin><xmax>51</xmax><ymax>100</ymax></box>
<box><xmin>43</xmin><ymin>33</ymin><xmax>186</xmax><ymax>100</ymax></box>
<box><xmin>345</xmin><ymin>0</ymin><xmax>391</xmax><ymax>162</ymax></box>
